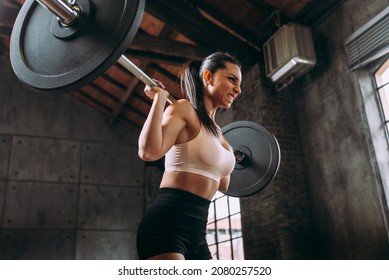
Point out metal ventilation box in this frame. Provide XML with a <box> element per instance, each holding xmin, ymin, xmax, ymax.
<box><xmin>263</xmin><ymin>23</ymin><xmax>316</xmax><ymax>83</ymax></box>
<box><xmin>344</xmin><ymin>6</ymin><xmax>389</xmax><ymax>71</ymax></box>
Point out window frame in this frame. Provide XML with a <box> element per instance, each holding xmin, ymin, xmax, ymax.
<box><xmin>207</xmin><ymin>192</ymin><xmax>244</xmax><ymax>260</ymax></box>
<box><xmin>373</xmin><ymin>58</ymin><xmax>389</xmax><ymax>144</ymax></box>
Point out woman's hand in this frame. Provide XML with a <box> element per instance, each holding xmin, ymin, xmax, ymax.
<box><xmin>144</xmin><ymin>80</ymin><xmax>169</xmax><ymax>100</ymax></box>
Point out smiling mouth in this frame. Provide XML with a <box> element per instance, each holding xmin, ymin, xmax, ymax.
<box><xmin>227</xmin><ymin>94</ymin><xmax>236</xmax><ymax>101</ymax></box>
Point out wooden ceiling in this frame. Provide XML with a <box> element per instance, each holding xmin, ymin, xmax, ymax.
<box><xmin>0</xmin><ymin>0</ymin><xmax>342</xmax><ymax>132</ymax></box>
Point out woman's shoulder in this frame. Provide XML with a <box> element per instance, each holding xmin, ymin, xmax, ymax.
<box><xmin>165</xmin><ymin>99</ymin><xmax>199</xmax><ymax>124</ymax></box>
<box><xmin>168</xmin><ymin>99</ymin><xmax>196</xmax><ymax>114</ymax></box>
<box><xmin>173</xmin><ymin>98</ymin><xmax>194</xmax><ymax>107</ymax></box>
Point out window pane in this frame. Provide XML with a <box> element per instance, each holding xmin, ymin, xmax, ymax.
<box><xmin>214</xmin><ymin>191</ymin><xmax>224</xmax><ymax>199</ymax></box>
<box><xmin>215</xmin><ymin>195</ymin><xmax>229</xmax><ymax>220</ymax></box>
<box><xmin>209</xmin><ymin>244</ymin><xmax>217</xmax><ymax>259</ymax></box>
<box><xmin>232</xmin><ymin>237</ymin><xmax>245</xmax><ymax>260</ymax></box>
<box><xmin>206</xmin><ymin>223</ymin><xmax>216</xmax><ymax>245</ymax></box>
<box><xmin>375</xmin><ymin>59</ymin><xmax>389</xmax><ymax>87</ymax></box>
<box><xmin>208</xmin><ymin>202</ymin><xmax>215</xmax><ymax>221</ymax></box>
<box><xmin>230</xmin><ymin>213</ymin><xmax>242</xmax><ymax>238</ymax></box>
<box><xmin>216</xmin><ymin>218</ymin><xmax>230</xmax><ymax>242</ymax></box>
<box><xmin>378</xmin><ymin>85</ymin><xmax>389</xmax><ymax>121</ymax></box>
<box><xmin>208</xmin><ymin>193</ymin><xmax>244</xmax><ymax>260</ymax></box>
<box><xmin>228</xmin><ymin>196</ymin><xmax>241</xmax><ymax>215</ymax></box>
<box><xmin>217</xmin><ymin>241</ymin><xmax>232</xmax><ymax>260</ymax></box>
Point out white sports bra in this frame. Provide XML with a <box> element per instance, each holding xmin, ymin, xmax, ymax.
<box><xmin>165</xmin><ymin>125</ymin><xmax>236</xmax><ymax>182</ymax></box>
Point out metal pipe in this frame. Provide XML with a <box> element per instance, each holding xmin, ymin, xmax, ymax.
<box><xmin>118</xmin><ymin>55</ymin><xmax>176</xmax><ymax>104</ymax></box>
<box><xmin>36</xmin><ymin>0</ymin><xmax>79</xmax><ymax>26</ymax></box>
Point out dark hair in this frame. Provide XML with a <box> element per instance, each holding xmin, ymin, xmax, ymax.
<box><xmin>180</xmin><ymin>52</ymin><xmax>241</xmax><ymax>136</ymax></box>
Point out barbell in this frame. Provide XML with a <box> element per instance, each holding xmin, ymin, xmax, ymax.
<box><xmin>9</xmin><ymin>0</ymin><xmax>281</xmax><ymax>197</ymax></box>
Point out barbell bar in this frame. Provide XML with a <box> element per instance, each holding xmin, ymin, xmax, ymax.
<box><xmin>9</xmin><ymin>0</ymin><xmax>280</xmax><ymax>197</ymax></box>
<box><xmin>36</xmin><ymin>0</ymin><xmax>79</xmax><ymax>26</ymax></box>
<box><xmin>118</xmin><ymin>55</ymin><xmax>176</xmax><ymax>104</ymax></box>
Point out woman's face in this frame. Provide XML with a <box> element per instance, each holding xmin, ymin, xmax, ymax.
<box><xmin>203</xmin><ymin>62</ymin><xmax>242</xmax><ymax>109</ymax></box>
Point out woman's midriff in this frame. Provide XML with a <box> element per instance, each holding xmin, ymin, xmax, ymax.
<box><xmin>159</xmin><ymin>171</ymin><xmax>220</xmax><ymax>200</ymax></box>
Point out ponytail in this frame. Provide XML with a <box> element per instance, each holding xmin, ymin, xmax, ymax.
<box><xmin>180</xmin><ymin>60</ymin><xmax>219</xmax><ymax>136</ymax></box>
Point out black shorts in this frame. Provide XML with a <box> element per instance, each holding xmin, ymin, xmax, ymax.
<box><xmin>136</xmin><ymin>188</ymin><xmax>212</xmax><ymax>260</ymax></box>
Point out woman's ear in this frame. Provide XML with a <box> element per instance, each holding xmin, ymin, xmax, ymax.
<box><xmin>203</xmin><ymin>69</ymin><xmax>212</xmax><ymax>84</ymax></box>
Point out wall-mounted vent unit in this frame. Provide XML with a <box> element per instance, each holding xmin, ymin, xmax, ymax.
<box><xmin>345</xmin><ymin>6</ymin><xmax>389</xmax><ymax>71</ymax></box>
<box><xmin>263</xmin><ymin>23</ymin><xmax>316</xmax><ymax>85</ymax></box>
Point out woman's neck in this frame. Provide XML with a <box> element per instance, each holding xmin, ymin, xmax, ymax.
<box><xmin>204</xmin><ymin>98</ymin><xmax>217</xmax><ymax>121</ymax></box>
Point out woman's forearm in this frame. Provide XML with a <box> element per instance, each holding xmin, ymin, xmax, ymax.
<box><xmin>138</xmin><ymin>92</ymin><xmax>168</xmax><ymax>161</ymax></box>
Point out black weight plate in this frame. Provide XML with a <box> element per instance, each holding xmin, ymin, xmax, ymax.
<box><xmin>10</xmin><ymin>0</ymin><xmax>144</xmax><ymax>93</ymax></box>
<box><xmin>222</xmin><ymin>121</ymin><xmax>281</xmax><ymax>197</ymax></box>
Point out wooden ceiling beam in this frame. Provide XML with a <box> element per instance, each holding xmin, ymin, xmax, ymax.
<box><xmin>0</xmin><ymin>26</ymin><xmax>12</xmax><ymax>37</ymax></box>
<box><xmin>245</xmin><ymin>0</ymin><xmax>274</xmax><ymax>14</ymax></box>
<box><xmin>187</xmin><ymin>0</ymin><xmax>252</xmax><ymax>39</ymax></box>
<box><xmin>145</xmin><ymin>0</ymin><xmax>259</xmax><ymax>66</ymax></box>
<box><xmin>125</xmin><ymin>50</ymin><xmax>187</xmax><ymax>66</ymax></box>
<box><xmin>0</xmin><ymin>4</ymin><xmax>20</xmax><ymax>27</ymax></box>
<box><xmin>4</xmin><ymin>0</ymin><xmax>23</xmax><ymax>8</ymax></box>
<box><xmin>149</xmin><ymin>64</ymin><xmax>180</xmax><ymax>84</ymax></box>
<box><xmin>128</xmin><ymin>33</ymin><xmax>215</xmax><ymax>62</ymax></box>
<box><xmin>109</xmin><ymin>63</ymin><xmax>148</xmax><ymax>126</ymax></box>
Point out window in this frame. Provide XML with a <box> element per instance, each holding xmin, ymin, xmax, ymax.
<box><xmin>369</xmin><ymin>57</ymin><xmax>389</xmax><ymax>209</ymax></box>
<box><xmin>207</xmin><ymin>192</ymin><xmax>244</xmax><ymax>260</ymax></box>
<box><xmin>374</xmin><ymin>59</ymin><xmax>389</xmax><ymax>142</ymax></box>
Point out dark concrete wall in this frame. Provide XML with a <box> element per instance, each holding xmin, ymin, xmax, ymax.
<box><xmin>294</xmin><ymin>0</ymin><xmax>389</xmax><ymax>259</ymax></box>
<box><xmin>0</xmin><ymin>56</ymin><xmax>145</xmax><ymax>259</ymax></box>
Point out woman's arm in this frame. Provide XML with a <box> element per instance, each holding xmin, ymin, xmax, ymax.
<box><xmin>138</xmin><ymin>86</ymin><xmax>186</xmax><ymax>162</ymax></box>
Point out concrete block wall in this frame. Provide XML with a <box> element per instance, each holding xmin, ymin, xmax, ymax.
<box><xmin>0</xmin><ymin>56</ymin><xmax>144</xmax><ymax>259</ymax></box>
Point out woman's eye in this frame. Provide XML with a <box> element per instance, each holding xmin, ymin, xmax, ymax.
<box><xmin>229</xmin><ymin>77</ymin><xmax>237</xmax><ymax>83</ymax></box>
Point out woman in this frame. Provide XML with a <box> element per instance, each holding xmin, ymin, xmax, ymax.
<box><xmin>137</xmin><ymin>52</ymin><xmax>242</xmax><ymax>260</ymax></box>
